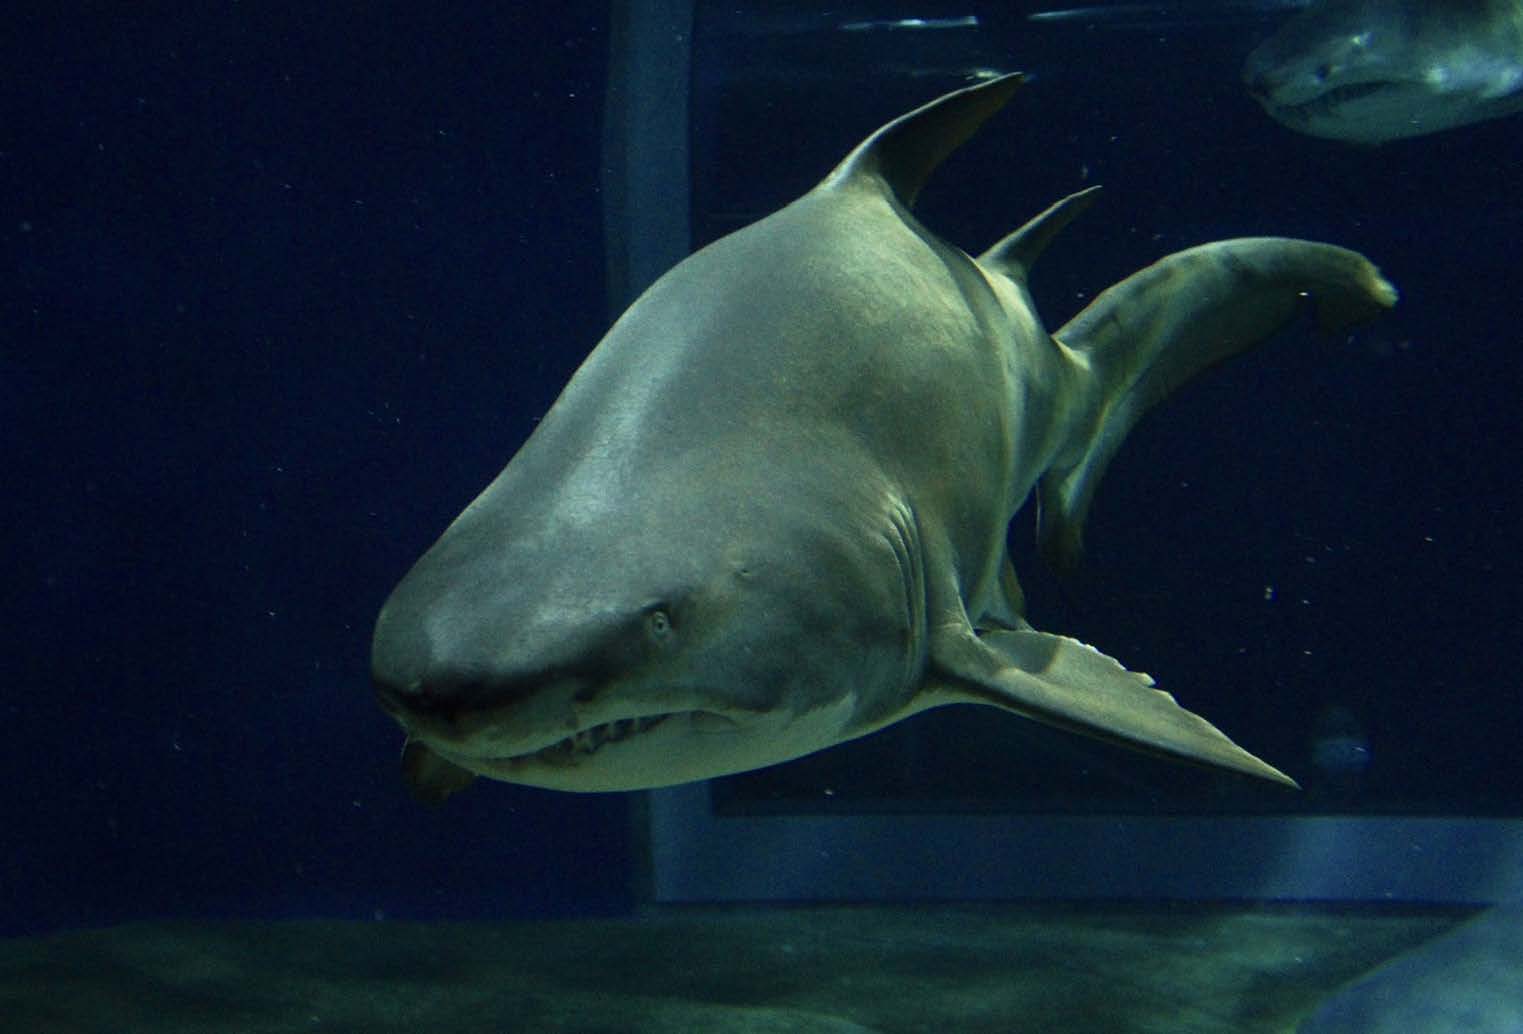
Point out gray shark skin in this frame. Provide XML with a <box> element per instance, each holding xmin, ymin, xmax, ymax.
<box><xmin>1244</xmin><ymin>0</ymin><xmax>1523</xmax><ymax>142</ymax></box>
<box><xmin>371</xmin><ymin>76</ymin><xmax>1397</xmax><ymax>800</ymax></box>
<box><xmin>1298</xmin><ymin>902</ymin><xmax>1523</xmax><ymax>1032</ymax></box>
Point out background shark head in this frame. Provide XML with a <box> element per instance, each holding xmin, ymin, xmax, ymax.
<box><xmin>371</xmin><ymin>439</ymin><xmax>920</xmax><ymax>793</ymax></box>
<box><xmin>1242</xmin><ymin>0</ymin><xmax>1523</xmax><ymax>143</ymax></box>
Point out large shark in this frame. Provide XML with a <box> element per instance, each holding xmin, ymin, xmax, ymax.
<box><xmin>1243</xmin><ymin>0</ymin><xmax>1523</xmax><ymax>142</ymax></box>
<box><xmin>370</xmin><ymin>76</ymin><xmax>1396</xmax><ymax>800</ymax></box>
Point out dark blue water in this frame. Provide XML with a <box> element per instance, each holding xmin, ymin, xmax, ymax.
<box><xmin>4</xmin><ymin>2</ymin><xmax>1521</xmax><ymax>937</ymax></box>
<box><xmin>2</xmin><ymin>4</ymin><xmax>626</xmax><ymax>935</ymax></box>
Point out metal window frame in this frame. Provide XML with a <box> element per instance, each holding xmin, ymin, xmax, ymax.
<box><xmin>607</xmin><ymin>0</ymin><xmax>1523</xmax><ymax>908</ymax></box>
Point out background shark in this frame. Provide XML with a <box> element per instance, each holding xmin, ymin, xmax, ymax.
<box><xmin>1297</xmin><ymin>901</ymin><xmax>1523</xmax><ymax>1031</ymax></box>
<box><xmin>1243</xmin><ymin>0</ymin><xmax>1523</xmax><ymax>141</ymax></box>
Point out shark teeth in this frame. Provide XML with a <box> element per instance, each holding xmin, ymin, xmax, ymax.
<box><xmin>1281</xmin><ymin>80</ymin><xmax>1390</xmax><ymax>119</ymax></box>
<box><xmin>532</xmin><ymin>714</ymin><xmax>670</xmax><ymax>763</ymax></box>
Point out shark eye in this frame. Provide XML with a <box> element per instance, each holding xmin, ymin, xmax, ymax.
<box><xmin>645</xmin><ymin>607</ymin><xmax>674</xmax><ymax>643</ymax></box>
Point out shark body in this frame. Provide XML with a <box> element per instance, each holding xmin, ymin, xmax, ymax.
<box><xmin>1244</xmin><ymin>0</ymin><xmax>1523</xmax><ymax>142</ymax></box>
<box><xmin>370</xmin><ymin>76</ymin><xmax>1396</xmax><ymax>800</ymax></box>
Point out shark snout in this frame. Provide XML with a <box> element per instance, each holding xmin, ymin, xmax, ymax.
<box><xmin>1241</xmin><ymin>56</ymin><xmax>1309</xmax><ymax>106</ymax></box>
<box><xmin>1242</xmin><ymin>64</ymin><xmax>1272</xmax><ymax>98</ymax></box>
<box><xmin>373</xmin><ymin>649</ymin><xmax>614</xmax><ymax>766</ymax></box>
<box><xmin>372</xmin><ymin>555</ymin><xmax>551</xmax><ymax>710</ymax></box>
<box><xmin>373</xmin><ymin>670</ymin><xmax>495</xmax><ymax>732</ymax></box>
<box><xmin>371</xmin><ymin>605</ymin><xmax>598</xmax><ymax>740</ymax></box>
<box><xmin>370</xmin><ymin>565</ymin><xmax>654</xmax><ymax>755</ymax></box>
<box><xmin>373</xmin><ymin>663</ymin><xmax>503</xmax><ymax>741</ymax></box>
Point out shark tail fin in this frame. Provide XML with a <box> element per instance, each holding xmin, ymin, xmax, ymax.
<box><xmin>1039</xmin><ymin>237</ymin><xmax>1397</xmax><ymax>571</ymax></box>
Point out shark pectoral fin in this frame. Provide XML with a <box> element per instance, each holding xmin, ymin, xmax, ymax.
<box><xmin>1040</xmin><ymin>237</ymin><xmax>1398</xmax><ymax>571</ymax></box>
<box><xmin>930</xmin><ymin>625</ymin><xmax>1298</xmax><ymax>787</ymax></box>
<box><xmin>401</xmin><ymin>740</ymin><xmax>478</xmax><ymax>803</ymax></box>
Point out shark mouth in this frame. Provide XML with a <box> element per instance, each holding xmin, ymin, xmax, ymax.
<box><xmin>1271</xmin><ymin>80</ymin><xmax>1392</xmax><ymax>120</ymax></box>
<box><xmin>519</xmin><ymin>714</ymin><xmax>674</xmax><ymax>766</ymax></box>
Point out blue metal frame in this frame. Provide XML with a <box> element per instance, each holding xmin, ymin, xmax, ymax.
<box><xmin>649</xmin><ymin>783</ymin><xmax>1523</xmax><ymax>904</ymax></box>
<box><xmin>612</xmin><ymin>0</ymin><xmax>1523</xmax><ymax>908</ymax></box>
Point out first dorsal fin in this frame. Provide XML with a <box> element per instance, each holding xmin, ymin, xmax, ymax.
<box><xmin>819</xmin><ymin>73</ymin><xmax>1026</xmax><ymax>207</ymax></box>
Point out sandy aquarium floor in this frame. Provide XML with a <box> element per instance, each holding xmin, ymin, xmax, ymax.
<box><xmin>0</xmin><ymin>904</ymin><xmax>1466</xmax><ymax>1033</ymax></box>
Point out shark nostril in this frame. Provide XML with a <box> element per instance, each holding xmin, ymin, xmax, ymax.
<box><xmin>374</xmin><ymin>672</ymin><xmax>479</xmax><ymax>724</ymax></box>
<box><xmin>372</xmin><ymin>677</ymin><xmax>415</xmax><ymax>713</ymax></box>
<box><xmin>407</xmin><ymin>687</ymin><xmax>456</xmax><ymax>717</ymax></box>
<box><xmin>383</xmin><ymin>663</ymin><xmax>593</xmax><ymax>725</ymax></box>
